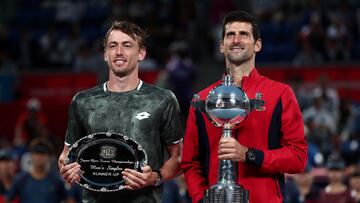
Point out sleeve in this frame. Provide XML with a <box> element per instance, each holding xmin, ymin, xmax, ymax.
<box><xmin>181</xmin><ymin>106</ymin><xmax>208</xmax><ymax>203</ymax></box>
<box><xmin>160</xmin><ymin>90</ymin><xmax>183</xmax><ymax>145</ymax></box>
<box><xmin>64</xmin><ymin>95</ymin><xmax>86</xmax><ymax>146</ymax></box>
<box><xmin>254</xmin><ymin>86</ymin><xmax>308</xmax><ymax>174</ymax></box>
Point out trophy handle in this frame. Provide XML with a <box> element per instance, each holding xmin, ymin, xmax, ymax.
<box><xmin>191</xmin><ymin>94</ymin><xmax>222</xmax><ymax>127</ymax></box>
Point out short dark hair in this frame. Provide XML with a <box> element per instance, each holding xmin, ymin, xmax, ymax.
<box><xmin>103</xmin><ymin>21</ymin><xmax>147</xmax><ymax>49</ymax></box>
<box><xmin>29</xmin><ymin>138</ymin><xmax>54</xmax><ymax>155</ymax></box>
<box><xmin>222</xmin><ymin>10</ymin><xmax>260</xmax><ymax>41</ymax></box>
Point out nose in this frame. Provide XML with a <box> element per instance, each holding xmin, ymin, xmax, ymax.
<box><xmin>233</xmin><ymin>33</ymin><xmax>241</xmax><ymax>43</ymax></box>
<box><xmin>115</xmin><ymin>46</ymin><xmax>123</xmax><ymax>55</ymax></box>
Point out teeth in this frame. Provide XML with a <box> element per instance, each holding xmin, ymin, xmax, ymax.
<box><xmin>114</xmin><ymin>60</ymin><xmax>125</xmax><ymax>65</ymax></box>
<box><xmin>113</xmin><ymin>58</ymin><xmax>126</xmax><ymax>65</ymax></box>
<box><xmin>231</xmin><ymin>47</ymin><xmax>243</xmax><ymax>51</ymax></box>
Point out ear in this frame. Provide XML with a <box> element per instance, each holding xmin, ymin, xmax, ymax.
<box><xmin>104</xmin><ymin>49</ymin><xmax>108</xmax><ymax>62</ymax></box>
<box><xmin>254</xmin><ymin>39</ymin><xmax>262</xmax><ymax>53</ymax></box>
<box><xmin>138</xmin><ymin>48</ymin><xmax>146</xmax><ymax>61</ymax></box>
<box><xmin>219</xmin><ymin>40</ymin><xmax>224</xmax><ymax>54</ymax></box>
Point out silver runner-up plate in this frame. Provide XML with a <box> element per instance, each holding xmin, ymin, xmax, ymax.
<box><xmin>65</xmin><ymin>131</ymin><xmax>148</xmax><ymax>192</ymax></box>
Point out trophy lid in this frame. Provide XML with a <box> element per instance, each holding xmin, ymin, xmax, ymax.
<box><xmin>205</xmin><ymin>74</ymin><xmax>250</xmax><ymax>128</ymax></box>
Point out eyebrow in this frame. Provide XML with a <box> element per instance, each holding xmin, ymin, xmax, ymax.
<box><xmin>108</xmin><ymin>40</ymin><xmax>134</xmax><ymax>46</ymax></box>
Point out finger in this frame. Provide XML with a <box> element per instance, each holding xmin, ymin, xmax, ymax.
<box><xmin>141</xmin><ymin>166</ymin><xmax>151</xmax><ymax>172</ymax></box>
<box><xmin>60</xmin><ymin>162</ymin><xmax>80</xmax><ymax>174</ymax></box>
<box><xmin>64</xmin><ymin>166</ymin><xmax>81</xmax><ymax>182</ymax></box>
<box><xmin>123</xmin><ymin>175</ymin><xmax>141</xmax><ymax>189</ymax></box>
<box><xmin>124</xmin><ymin>169</ymin><xmax>145</xmax><ymax>179</ymax></box>
<box><xmin>61</xmin><ymin>164</ymin><xmax>81</xmax><ymax>180</ymax></box>
<box><xmin>218</xmin><ymin>147</ymin><xmax>236</xmax><ymax>155</ymax></box>
<box><xmin>62</xmin><ymin>165</ymin><xmax>81</xmax><ymax>181</ymax></box>
<box><xmin>69</xmin><ymin>170</ymin><xmax>83</xmax><ymax>184</ymax></box>
<box><xmin>122</xmin><ymin>171</ymin><xmax>146</xmax><ymax>186</ymax></box>
<box><xmin>219</xmin><ymin>141</ymin><xmax>236</xmax><ymax>148</ymax></box>
<box><xmin>70</xmin><ymin>174</ymin><xmax>81</xmax><ymax>184</ymax></box>
<box><xmin>219</xmin><ymin>138</ymin><xmax>230</xmax><ymax>144</ymax></box>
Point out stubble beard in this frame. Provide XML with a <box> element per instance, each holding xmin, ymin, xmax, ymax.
<box><xmin>111</xmin><ymin>64</ymin><xmax>136</xmax><ymax>78</ymax></box>
<box><xmin>227</xmin><ymin>51</ymin><xmax>252</xmax><ymax>65</ymax></box>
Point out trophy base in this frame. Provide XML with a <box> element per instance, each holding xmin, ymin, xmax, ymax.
<box><xmin>204</xmin><ymin>183</ymin><xmax>249</xmax><ymax>203</ymax></box>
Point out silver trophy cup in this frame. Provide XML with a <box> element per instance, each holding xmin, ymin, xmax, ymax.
<box><xmin>203</xmin><ymin>74</ymin><xmax>250</xmax><ymax>203</ymax></box>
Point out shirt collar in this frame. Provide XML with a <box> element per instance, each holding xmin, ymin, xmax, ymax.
<box><xmin>103</xmin><ymin>80</ymin><xmax>143</xmax><ymax>93</ymax></box>
<box><xmin>241</xmin><ymin>68</ymin><xmax>260</xmax><ymax>92</ymax></box>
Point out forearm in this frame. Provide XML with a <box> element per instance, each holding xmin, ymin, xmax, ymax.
<box><xmin>58</xmin><ymin>145</ymin><xmax>70</xmax><ymax>169</ymax></box>
<box><xmin>160</xmin><ymin>143</ymin><xmax>182</xmax><ymax>180</ymax></box>
<box><xmin>260</xmin><ymin>145</ymin><xmax>308</xmax><ymax>174</ymax></box>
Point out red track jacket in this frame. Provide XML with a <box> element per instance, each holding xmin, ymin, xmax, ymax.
<box><xmin>181</xmin><ymin>68</ymin><xmax>308</xmax><ymax>203</ymax></box>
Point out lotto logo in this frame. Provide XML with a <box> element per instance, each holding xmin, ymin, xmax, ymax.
<box><xmin>135</xmin><ymin>112</ymin><xmax>151</xmax><ymax>120</ymax></box>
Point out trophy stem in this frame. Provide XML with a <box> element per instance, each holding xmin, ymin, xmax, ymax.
<box><xmin>217</xmin><ymin>124</ymin><xmax>236</xmax><ymax>185</ymax></box>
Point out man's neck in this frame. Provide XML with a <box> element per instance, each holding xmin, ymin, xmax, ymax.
<box><xmin>107</xmin><ymin>74</ymin><xmax>140</xmax><ymax>92</ymax></box>
<box><xmin>30</xmin><ymin>166</ymin><xmax>48</xmax><ymax>180</ymax></box>
<box><xmin>226</xmin><ymin>63</ymin><xmax>254</xmax><ymax>87</ymax></box>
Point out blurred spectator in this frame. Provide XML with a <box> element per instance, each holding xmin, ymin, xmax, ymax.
<box><xmin>284</xmin><ymin>175</ymin><xmax>300</xmax><ymax>203</ymax></box>
<box><xmin>176</xmin><ymin>175</ymin><xmax>191</xmax><ymax>203</ymax></box>
<box><xmin>16</xmin><ymin>30</ymin><xmax>37</xmax><ymax>69</ymax></box>
<box><xmin>165</xmin><ymin>41</ymin><xmax>196</xmax><ymax>123</ymax></box>
<box><xmin>38</xmin><ymin>25</ymin><xmax>62</xmax><ymax>68</ymax></box>
<box><xmin>58</xmin><ymin>23</ymin><xmax>85</xmax><ymax>67</ymax></box>
<box><xmin>293</xmin><ymin>38</ymin><xmax>323</xmax><ymax>66</ymax></box>
<box><xmin>0</xmin><ymin>25</ymin><xmax>18</xmax><ymax>103</ymax></box>
<box><xmin>303</xmin><ymin>96</ymin><xmax>336</xmax><ymax>157</ymax></box>
<box><xmin>349</xmin><ymin>169</ymin><xmax>360</xmax><ymax>202</ymax></box>
<box><xmin>0</xmin><ymin>51</ymin><xmax>18</xmax><ymax>103</ymax></box>
<box><xmin>139</xmin><ymin>54</ymin><xmax>159</xmax><ymax>72</ymax></box>
<box><xmin>128</xmin><ymin>0</ymin><xmax>153</xmax><ymax>23</ymax></box>
<box><xmin>66</xmin><ymin>183</ymin><xmax>82</xmax><ymax>203</ymax></box>
<box><xmin>55</xmin><ymin>0</ymin><xmax>85</xmax><ymax>24</ymax></box>
<box><xmin>59</xmin><ymin>24</ymin><xmax>85</xmax><ymax>66</ymax></box>
<box><xmin>317</xmin><ymin>154</ymin><xmax>355</xmax><ymax>203</ymax></box>
<box><xmin>292</xmin><ymin>167</ymin><xmax>321</xmax><ymax>203</ymax></box>
<box><xmin>13</xmin><ymin>98</ymin><xmax>49</xmax><ymax>147</ymax></box>
<box><xmin>5</xmin><ymin>138</ymin><xmax>68</xmax><ymax>203</ymax></box>
<box><xmin>339</xmin><ymin>100</ymin><xmax>358</xmax><ymax>140</ymax></box>
<box><xmin>339</xmin><ymin>102</ymin><xmax>360</xmax><ymax>166</ymax></box>
<box><xmin>324</xmin><ymin>12</ymin><xmax>353</xmax><ymax>61</ymax></box>
<box><xmin>0</xmin><ymin>1</ymin><xmax>19</xmax><ymax>25</ymax></box>
<box><xmin>73</xmin><ymin>44</ymin><xmax>95</xmax><ymax>73</ymax></box>
<box><xmin>161</xmin><ymin>176</ymin><xmax>191</xmax><ymax>203</ymax></box>
<box><xmin>287</xmin><ymin>75</ymin><xmax>311</xmax><ymax>111</ymax></box>
<box><xmin>311</xmin><ymin>75</ymin><xmax>340</xmax><ymax>123</ymax></box>
<box><xmin>162</xmin><ymin>180</ymin><xmax>181</xmax><ymax>203</ymax></box>
<box><xmin>307</xmin><ymin>143</ymin><xmax>324</xmax><ymax>168</ymax></box>
<box><xmin>0</xmin><ymin>150</ymin><xmax>18</xmax><ymax>203</ymax></box>
<box><xmin>340</xmin><ymin>136</ymin><xmax>360</xmax><ymax>167</ymax></box>
<box><xmin>299</xmin><ymin>12</ymin><xmax>326</xmax><ymax>56</ymax></box>
<box><xmin>89</xmin><ymin>40</ymin><xmax>108</xmax><ymax>82</ymax></box>
<box><xmin>108</xmin><ymin>0</ymin><xmax>127</xmax><ymax>19</ymax></box>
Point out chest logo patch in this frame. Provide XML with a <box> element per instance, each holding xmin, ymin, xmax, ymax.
<box><xmin>255</xmin><ymin>91</ymin><xmax>266</xmax><ymax>111</ymax></box>
<box><xmin>135</xmin><ymin>112</ymin><xmax>151</xmax><ymax>120</ymax></box>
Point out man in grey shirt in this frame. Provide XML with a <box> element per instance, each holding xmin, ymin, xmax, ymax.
<box><xmin>58</xmin><ymin>20</ymin><xmax>183</xmax><ymax>203</ymax></box>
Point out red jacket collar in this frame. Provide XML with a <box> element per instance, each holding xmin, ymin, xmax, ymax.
<box><xmin>241</xmin><ymin>68</ymin><xmax>260</xmax><ymax>92</ymax></box>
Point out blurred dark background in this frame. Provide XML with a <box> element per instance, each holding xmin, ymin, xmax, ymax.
<box><xmin>1</xmin><ymin>0</ymin><xmax>360</xmax><ymax>202</ymax></box>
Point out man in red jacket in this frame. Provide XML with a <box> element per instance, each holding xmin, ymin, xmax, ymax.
<box><xmin>181</xmin><ymin>10</ymin><xmax>308</xmax><ymax>203</ymax></box>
